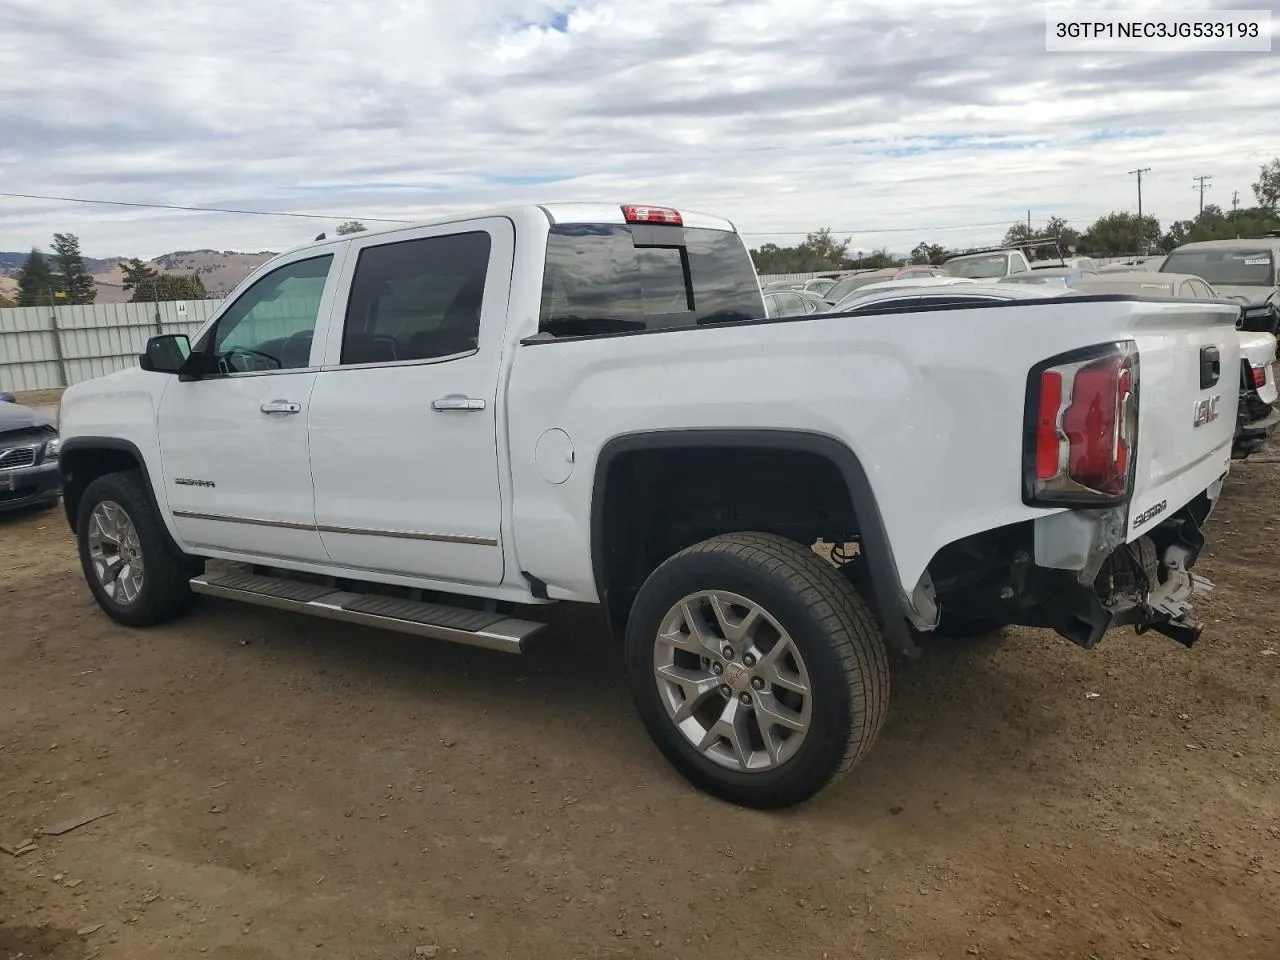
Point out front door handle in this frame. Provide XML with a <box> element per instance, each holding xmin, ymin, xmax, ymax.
<box><xmin>261</xmin><ymin>399</ymin><xmax>302</xmax><ymax>414</ymax></box>
<box><xmin>432</xmin><ymin>395</ymin><xmax>486</xmax><ymax>412</ymax></box>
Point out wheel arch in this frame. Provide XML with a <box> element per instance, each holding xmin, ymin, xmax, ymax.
<box><xmin>588</xmin><ymin>428</ymin><xmax>913</xmax><ymax>655</ymax></box>
<box><xmin>59</xmin><ymin>437</ymin><xmax>167</xmax><ymax>536</ymax></box>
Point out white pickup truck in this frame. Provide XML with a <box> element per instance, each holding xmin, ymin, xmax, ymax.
<box><xmin>57</xmin><ymin>202</ymin><xmax>1242</xmax><ymax>808</ymax></box>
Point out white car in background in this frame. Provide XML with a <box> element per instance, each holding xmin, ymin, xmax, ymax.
<box><xmin>940</xmin><ymin>248</ymin><xmax>1034</xmax><ymax>279</ymax></box>
<box><xmin>1069</xmin><ymin>271</ymin><xmax>1278</xmax><ymax>458</ymax></box>
<box><xmin>827</xmin><ymin>276</ymin><xmax>987</xmax><ymax>312</ymax></box>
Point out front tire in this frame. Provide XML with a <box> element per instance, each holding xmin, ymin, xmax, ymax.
<box><xmin>624</xmin><ymin>532</ymin><xmax>890</xmax><ymax>809</ymax></box>
<box><xmin>76</xmin><ymin>471</ymin><xmax>201</xmax><ymax>627</ymax></box>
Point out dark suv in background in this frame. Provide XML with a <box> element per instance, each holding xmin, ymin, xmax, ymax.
<box><xmin>0</xmin><ymin>397</ymin><xmax>62</xmax><ymax>514</ymax></box>
<box><xmin>1162</xmin><ymin>237</ymin><xmax>1280</xmax><ymax>334</ymax></box>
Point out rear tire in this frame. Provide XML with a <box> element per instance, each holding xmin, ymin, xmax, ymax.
<box><xmin>76</xmin><ymin>471</ymin><xmax>202</xmax><ymax>627</ymax></box>
<box><xmin>624</xmin><ymin>532</ymin><xmax>890</xmax><ymax>809</ymax></box>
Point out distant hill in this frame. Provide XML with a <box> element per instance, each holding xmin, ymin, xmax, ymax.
<box><xmin>0</xmin><ymin>251</ymin><xmax>121</xmax><ymax>274</ymax></box>
<box><xmin>0</xmin><ymin>248</ymin><xmax>279</xmax><ymax>304</ymax></box>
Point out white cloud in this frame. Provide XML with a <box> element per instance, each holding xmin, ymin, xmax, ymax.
<box><xmin>0</xmin><ymin>0</ymin><xmax>1276</xmax><ymax>257</ymax></box>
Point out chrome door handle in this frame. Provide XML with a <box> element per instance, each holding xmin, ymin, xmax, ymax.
<box><xmin>260</xmin><ymin>399</ymin><xmax>302</xmax><ymax>414</ymax></box>
<box><xmin>432</xmin><ymin>395</ymin><xmax>486</xmax><ymax>412</ymax></box>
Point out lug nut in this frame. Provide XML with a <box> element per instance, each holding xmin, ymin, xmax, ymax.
<box><xmin>711</xmin><ymin>662</ymin><xmax>724</xmax><ymax>676</ymax></box>
<box><xmin>720</xmin><ymin>685</ymin><xmax>732</xmax><ymax>698</ymax></box>
<box><xmin>751</xmin><ymin>677</ymin><xmax>765</xmax><ymax>691</ymax></box>
<box><xmin>739</xmin><ymin>692</ymin><xmax>752</xmax><ymax>705</ymax></box>
<box><xmin>742</xmin><ymin>653</ymin><xmax>756</xmax><ymax>667</ymax></box>
<box><xmin>722</xmin><ymin>646</ymin><xmax>735</xmax><ymax>660</ymax></box>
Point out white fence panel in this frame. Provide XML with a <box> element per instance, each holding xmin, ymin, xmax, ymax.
<box><xmin>0</xmin><ymin>299</ymin><xmax>226</xmax><ymax>392</ymax></box>
<box><xmin>758</xmin><ymin>271</ymin><xmax>859</xmax><ymax>285</ymax></box>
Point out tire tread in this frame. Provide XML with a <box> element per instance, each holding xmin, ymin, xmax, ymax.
<box><xmin>77</xmin><ymin>470</ymin><xmax>198</xmax><ymax>627</ymax></box>
<box><xmin>628</xmin><ymin>531</ymin><xmax>890</xmax><ymax>807</ymax></box>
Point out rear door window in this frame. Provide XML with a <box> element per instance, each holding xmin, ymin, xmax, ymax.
<box><xmin>538</xmin><ymin>223</ymin><xmax>765</xmax><ymax>336</ymax></box>
<box><xmin>341</xmin><ymin>232</ymin><xmax>491</xmax><ymax>365</ymax></box>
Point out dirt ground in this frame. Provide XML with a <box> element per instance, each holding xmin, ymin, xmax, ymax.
<box><xmin>2</xmin><ymin>457</ymin><xmax>1278</xmax><ymax>960</ymax></box>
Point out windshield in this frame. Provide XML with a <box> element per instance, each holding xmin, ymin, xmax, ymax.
<box><xmin>1161</xmin><ymin>248</ymin><xmax>1275</xmax><ymax>286</ymax></box>
<box><xmin>941</xmin><ymin>255</ymin><xmax>1009</xmax><ymax>279</ymax></box>
<box><xmin>538</xmin><ymin>223</ymin><xmax>765</xmax><ymax>336</ymax></box>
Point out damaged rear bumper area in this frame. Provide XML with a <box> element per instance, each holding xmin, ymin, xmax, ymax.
<box><xmin>918</xmin><ymin>480</ymin><xmax>1223</xmax><ymax>652</ymax></box>
<box><xmin>1030</xmin><ymin>483</ymin><xmax>1221</xmax><ymax>649</ymax></box>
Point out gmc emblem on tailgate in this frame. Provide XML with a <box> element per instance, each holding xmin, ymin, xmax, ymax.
<box><xmin>1193</xmin><ymin>395</ymin><xmax>1220</xmax><ymax>428</ymax></box>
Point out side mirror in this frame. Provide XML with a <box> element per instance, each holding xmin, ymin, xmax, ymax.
<box><xmin>139</xmin><ymin>334</ymin><xmax>192</xmax><ymax>374</ymax></box>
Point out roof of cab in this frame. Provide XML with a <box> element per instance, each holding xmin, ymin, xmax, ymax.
<box><xmin>280</xmin><ymin>202</ymin><xmax>738</xmax><ymax>258</ymax></box>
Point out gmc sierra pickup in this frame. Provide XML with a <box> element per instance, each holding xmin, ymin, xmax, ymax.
<box><xmin>57</xmin><ymin>202</ymin><xmax>1241</xmax><ymax>808</ymax></box>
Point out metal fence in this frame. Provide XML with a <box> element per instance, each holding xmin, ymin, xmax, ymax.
<box><xmin>0</xmin><ymin>299</ymin><xmax>223</xmax><ymax>392</ymax></box>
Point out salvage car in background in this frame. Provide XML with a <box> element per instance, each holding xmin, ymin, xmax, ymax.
<box><xmin>1033</xmin><ymin>256</ymin><xmax>1099</xmax><ymax>273</ymax></box>
<box><xmin>802</xmin><ymin>277</ymin><xmax>839</xmax><ymax>298</ymax></box>
<box><xmin>998</xmin><ymin>268</ymin><xmax>1086</xmax><ymax>291</ymax></box>
<box><xmin>826</xmin><ymin>276</ymin><xmax>989</xmax><ymax>312</ymax></box>
<box><xmin>0</xmin><ymin>396</ymin><xmax>63</xmax><ymax>513</ymax></box>
<box><xmin>829</xmin><ymin>280</ymin><xmax>1060</xmax><ymax>315</ymax></box>
<box><xmin>1070</xmin><ymin>271</ymin><xmax>1278</xmax><ymax>459</ymax></box>
<box><xmin>763</xmin><ymin>289</ymin><xmax>830</xmax><ymax>316</ymax></box>
<box><xmin>821</xmin><ymin>265</ymin><xmax>944</xmax><ymax>305</ymax></box>
<box><xmin>1161</xmin><ymin>238</ymin><xmax>1280</xmax><ymax>334</ymax></box>
<box><xmin>940</xmin><ymin>247</ymin><xmax>1033</xmax><ymax>279</ymax></box>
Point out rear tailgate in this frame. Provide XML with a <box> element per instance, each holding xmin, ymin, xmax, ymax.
<box><xmin>1127</xmin><ymin>300</ymin><xmax>1240</xmax><ymax>538</ymax></box>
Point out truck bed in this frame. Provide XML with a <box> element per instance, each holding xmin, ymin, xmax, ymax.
<box><xmin>506</xmin><ymin>294</ymin><xmax>1240</xmax><ymax>603</ymax></box>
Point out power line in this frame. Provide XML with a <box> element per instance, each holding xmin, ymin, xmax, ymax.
<box><xmin>0</xmin><ymin>191</ymin><xmax>413</xmax><ymax>223</ymax></box>
<box><xmin>0</xmin><ymin>188</ymin><xmax>1080</xmax><ymax>239</ymax></box>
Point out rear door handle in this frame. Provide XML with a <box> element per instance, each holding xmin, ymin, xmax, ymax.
<box><xmin>260</xmin><ymin>399</ymin><xmax>302</xmax><ymax>414</ymax></box>
<box><xmin>432</xmin><ymin>395</ymin><xmax>486</xmax><ymax>412</ymax></box>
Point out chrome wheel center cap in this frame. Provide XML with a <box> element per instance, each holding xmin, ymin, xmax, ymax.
<box><xmin>724</xmin><ymin>661</ymin><xmax>752</xmax><ymax>693</ymax></box>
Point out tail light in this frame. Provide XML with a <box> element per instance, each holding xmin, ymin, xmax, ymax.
<box><xmin>621</xmin><ymin>204</ymin><xmax>683</xmax><ymax>226</ymax></box>
<box><xmin>1023</xmin><ymin>341</ymin><xmax>1139</xmax><ymax>507</ymax></box>
<box><xmin>1251</xmin><ymin>365</ymin><xmax>1267</xmax><ymax>389</ymax></box>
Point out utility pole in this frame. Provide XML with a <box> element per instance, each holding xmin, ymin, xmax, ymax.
<box><xmin>1027</xmin><ymin>209</ymin><xmax>1032</xmax><ymax>234</ymax></box>
<box><xmin>1231</xmin><ymin>189</ymin><xmax>1240</xmax><ymax>215</ymax></box>
<box><xmin>1128</xmin><ymin>167</ymin><xmax>1151</xmax><ymax>255</ymax></box>
<box><xmin>1193</xmin><ymin>174</ymin><xmax>1212</xmax><ymax>217</ymax></box>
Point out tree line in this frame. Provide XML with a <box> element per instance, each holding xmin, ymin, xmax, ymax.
<box><xmin>5</xmin><ymin>233</ymin><xmax>209</xmax><ymax>308</ymax></box>
<box><xmin>751</xmin><ymin>157</ymin><xmax>1280</xmax><ymax>273</ymax></box>
<box><xmin>8</xmin><ymin>234</ymin><xmax>98</xmax><ymax>307</ymax></box>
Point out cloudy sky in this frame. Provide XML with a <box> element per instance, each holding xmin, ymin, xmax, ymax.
<box><xmin>0</xmin><ymin>0</ymin><xmax>1276</xmax><ymax>258</ymax></box>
